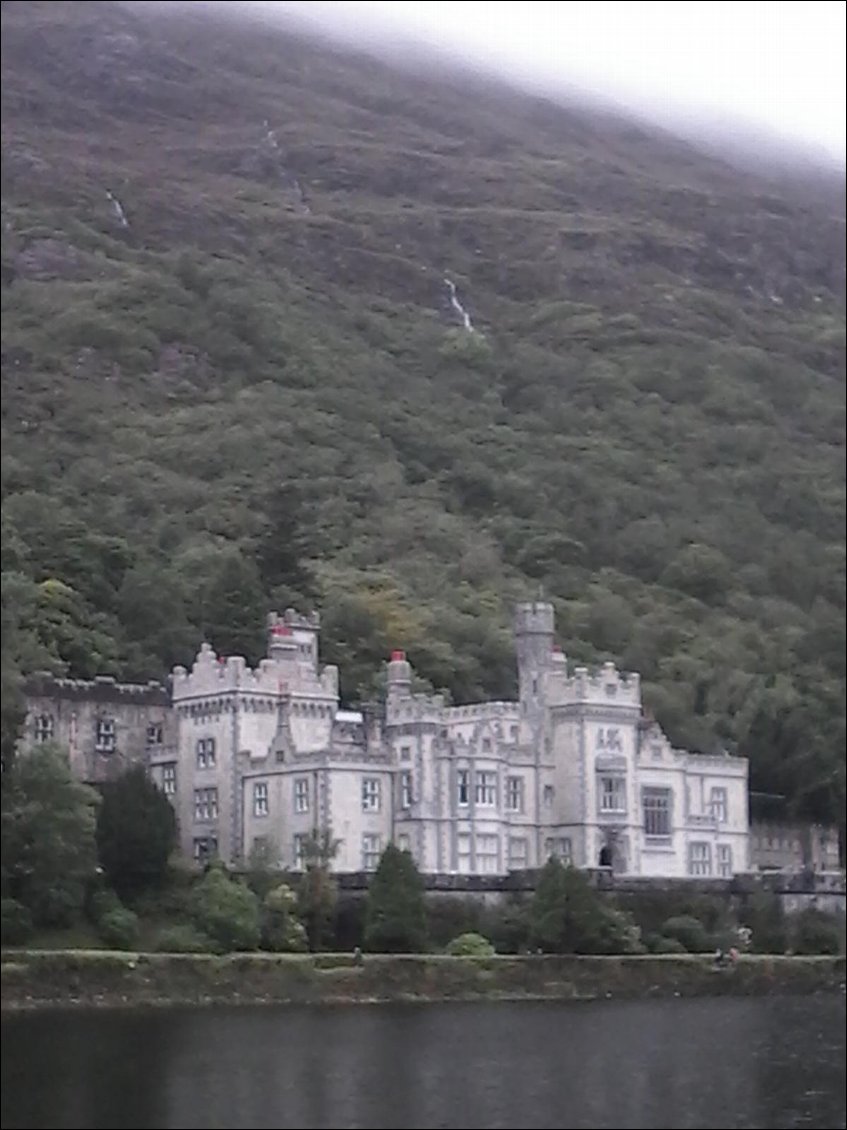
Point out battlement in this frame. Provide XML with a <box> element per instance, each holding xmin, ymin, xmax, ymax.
<box><xmin>444</xmin><ymin>701</ymin><xmax>519</xmax><ymax>722</ymax></box>
<box><xmin>556</xmin><ymin>661</ymin><xmax>642</xmax><ymax>708</ymax></box>
<box><xmin>24</xmin><ymin>672</ymin><xmax>169</xmax><ymax>707</ymax></box>
<box><xmin>514</xmin><ymin>601</ymin><xmax>555</xmax><ymax>637</ymax></box>
<box><xmin>267</xmin><ymin>608</ymin><xmax>320</xmax><ymax>632</ymax></box>
<box><xmin>172</xmin><ymin>642</ymin><xmax>338</xmax><ymax>701</ymax></box>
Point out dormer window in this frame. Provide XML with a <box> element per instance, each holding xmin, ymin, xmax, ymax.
<box><xmin>95</xmin><ymin>717</ymin><xmax>116</xmax><ymax>753</ymax></box>
<box><xmin>34</xmin><ymin>714</ymin><xmax>54</xmax><ymax>743</ymax></box>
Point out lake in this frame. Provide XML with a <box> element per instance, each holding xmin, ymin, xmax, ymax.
<box><xmin>2</xmin><ymin>995</ymin><xmax>845</xmax><ymax>1129</ymax></box>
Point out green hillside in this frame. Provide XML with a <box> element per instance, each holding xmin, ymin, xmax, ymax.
<box><xmin>1</xmin><ymin>0</ymin><xmax>845</xmax><ymax>824</ymax></box>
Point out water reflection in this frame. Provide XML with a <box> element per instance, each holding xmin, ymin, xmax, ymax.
<box><xmin>2</xmin><ymin>995</ymin><xmax>845</xmax><ymax>1129</ymax></box>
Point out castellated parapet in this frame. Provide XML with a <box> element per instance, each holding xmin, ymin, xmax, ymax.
<box><xmin>549</xmin><ymin>661</ymin><xmax>642</xmax><ymax>710</ymax></box>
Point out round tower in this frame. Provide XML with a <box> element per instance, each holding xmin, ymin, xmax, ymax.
<box><xmin>514</xmin><ymin>601</ymin><xmax>556</xmax><ymax>714</ymax></box>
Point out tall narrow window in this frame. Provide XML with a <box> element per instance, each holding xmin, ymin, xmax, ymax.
<box><xmin>457</xmin><ymin>769</ymin><xmax>470</xmax><ymax>807</ymax></box>
<box><xmin>506</xmin><ymin>776</ymin><xmax>524</xmax><ymax>813</ymax></box>
<box><xmin>196</xmin><ymin>738</ymin><xmax>216</xmax><ymax>770</ymax></box>
<box><xmin>161</xmin><ymin>763</ymin><xmax>177</xmax><ymax>796</ymax></box>
<box><xmin>362</xmin><ymin>777</ymin><xmax>381</xmax><ymax>812</ymax></box>
<box><xmin>709</xmin><ymin>787</ymin><xmax>728</xmax><ymax>823</ymax></box>
<box><xmin>293</xmin><ymin>834</ymin><xmax>308</xmax><ymax>869</ymax></box>
<box><xmin>475</xmin><ymin>771</ymin><xmax>496</xmax><ymax>807</ymax></box>
<box><xmin>294</xmin><ymin>777</ymin><xmax>309</xmax><ymax>814</ymax></box>
<box><xmin>457</xmin><ymin>834</ymin><xmax>472</xmax><ymax>874</ymax></box>
<box><xmin>717</xmin><ymin>844</ymin><xmax>733</xmax><ymax>877</ymax></box>
<box><xmin>400</xmin><ymin>771</ymin><xmax>413</xmax><ymax>809</ymax></box>
<box><xmin>34</xmin><ymin>714</ymin><xmax>54</xmax><ymax>743</ymax></box>
<box><xmin>253</xmin><ymin>781</ymin><xmax>269</xmax><ymax>818</ymax></box>
<box><xmin>95</xmin><ymin>717</ymin><xmax>116</xmax><ymax>753</ymax></box>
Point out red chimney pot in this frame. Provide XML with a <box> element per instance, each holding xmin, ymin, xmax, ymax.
<box><xmin>390</xmin><ymin>650</ymin><xmax>407</xmax><ymax>662</ymax></box>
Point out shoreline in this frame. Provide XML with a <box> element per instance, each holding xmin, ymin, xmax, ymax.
<box><xmin>2</xmin><ymin>951</ymin><xmax>844</xmax><ymax>1012</ymax></box>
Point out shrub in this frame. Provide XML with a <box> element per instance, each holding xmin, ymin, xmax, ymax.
<box><xmin>190</xmin><ymin>866</ymin><xmax>261</xmax><ymax>952</ymax></box>
<box><xmin>791</xmin><ymin>910</ymin><xmax>843</xmax><ymax>956</ymax></box>
<box><xmin>530</xmin><ymin>859</ymin><xmax>642</xmax><ymax>954</ymax></box>
<box><xmin>1</xmin><ymin>898</ymin><xmax>34</xmax><ymax>946</ymax></box>
<box><xmin>97</xmin><ymin>906</ymin><xmax>139</xmax><ymax>950</ymax></box>
<box><xmin>446</xmin><ymin>932</ymin><xmax>496</xmax><ymax>957</ymax></box>
<box><xmin>650</xmin><ymin>935</ymin><xmax>687</xmax><ymax>955</ymax></box>
<box><xmin>660</xmin><ymin>915</ymin><xmax>711</xmax><ymax>953</ymax></box>
<box><xmin>89</xmin><ymin>888</ymin><xmax>122</xmax><ymax>923</ymax></box>
<box><xmin>153</xmin><ymin>924</ymin><xmax>217</xmax><ymax>954</ymax></box>
<box><xmin>261</xmin><ymin>884</ymin><xmax>308</xmax><ymax>952</ymax></box>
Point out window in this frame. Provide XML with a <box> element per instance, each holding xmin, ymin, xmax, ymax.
<box><xmin>293</xmin><ymin>834</ymin><xmax>308</xmax><ymax>870</ymax></box>
<box><xmin>196</xmin><ymin>737</ymin><xmax>216</xmax><ymax>769</ymax></box>
<box><xmin>294</xmin><ymin>777</ymin><xmax>309</xmax><ymax>814</ymax></box>
<box><xmin>457</xmin><ymin>833</ymin><xmax>472</xmax><ymax>874</ymax></box>
<box><xmin>362</xmin><ymin>834</ymin><xmax>382</xmax><ymax>871</ymax></box>
<box><xmin>709</xmin><ymin>787</ymin><xmax>728</xmax><ymax>823</ymax></box>
<box><xmin>362</xmin><ymin>777</ymin><xmax>381</xmax><ymax>812</ymax></box>
<box><xmin>475</xmin><ymin>771</ymin><xmax>496</xmax><ymax>807</ymax></box>
<box><xmin>481</xmin><ymin>737</ymin><xmax>492</xmax><ymax>752</ymax></box>
<box><xmin>161</xmin><ymin>763</ymin><xmax>177</xmax><ymax>796</ymax></box>
<box><xmin>717</xmin><ymin>845</ymin><xmax>733</xmax><ymax>877</ymax></box>
<box><xmin>194</xmin><ymin>787</ymin><xmax>218</xmax><ymax>822</ymax></box>
<box><xmin>510</xmin><ymin>725</ymin><xmax>519</xmax><ymax>741</ymax></box>
<box><xmin>505</xmin><ymin>776</ymin><xmax>524</xmax><ymax>813</ymax></box>
<box><xmin>397</xmin><ymin>833</ymin><xmax>411</xmax><ymax>854</ymax></box>
<box><xmin>643</xmin><ymin>787</ymin><xmax>672</xmax><ymax>837</ymax></box>
<box><xmin>508</xmin><ymin>837</ymin><xmax>528</xmax><ymax>869</ymax></box>
<box><xmin>543</xmin><ymin>784</ymin><xmax>554</xmax><ymax>807</ymax></box>
<box><xmin>34</xmin><ymin>714</ymin><xmax>54</xmax><ymax>743</ymax></box>
<box><xmin>598</xmin><ymin>774</ymin><xmax>626</xmax><ymax>814</ymax></box>
<box><xmin>146</xmin><ymin>722</ymin><xmax>164</xmax><ymax>746</ymax></box>
<box><xmin>476</xmin><ymin>834</ymin><xmax>499</xmax><ymax>874</ymax></box>
<box><xmin>253</xmin><ymin>781</ymin><xmax>269</xmax><ymax>818</ymax></box>
<box><xmin>400</xmin><ymin>771</ymin><xmax>413</xmax><ymax>809</ymax></box>
<box><xmin>399</xmin><ymin>744</ymin><xmax>411</xmax><ymax>762</ymax></box>
<box><xmin>193</xmin><ymin>836</ymin><xmax>217</xmax><ymax>862</ymax></box>
<box><xmin>95</xmin><ymin>717</ymin><xmax>116</xmax><ymax>753</ymax></box>
<box><xmin>544</xmin><ymin>837</ymin><xmax>572</xmax><ymax>863</ymax></box>
<box><xmin>457</xmin><ymin>769</ymin><xmax>470</xmax><ymax>807</ymax></box>
<box><xmin>689</xmin><ymin>842</ymin><xmax>712</xmax><ymax>876</ymax></box>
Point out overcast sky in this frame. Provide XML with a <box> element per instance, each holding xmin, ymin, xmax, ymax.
<box><xmin>259</xmin><ymin>0</ymin><xmax>846</xmax><ymax>166</ymax></box>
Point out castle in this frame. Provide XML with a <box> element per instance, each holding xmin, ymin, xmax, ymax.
<box><xmin>21</xmin><ymin>602</ymin><xmax>750</xmax><ymax>878</ymax></box>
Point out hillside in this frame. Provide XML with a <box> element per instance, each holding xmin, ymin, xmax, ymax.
<box><xmin>1</xmin><ymin>0</ymin><xmax>845</xmax><ymax>824</ymax></box>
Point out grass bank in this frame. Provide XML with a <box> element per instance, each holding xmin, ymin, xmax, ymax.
<box><xmin>2</xmin><ymin>951</ymin><xmax>844</xmax><ymax>1011</ymax></box>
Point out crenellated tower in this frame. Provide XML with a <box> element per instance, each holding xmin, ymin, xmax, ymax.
<box><xmin>514</xmin><ymin>601</ymin><xmax>557</xmax><ymax>721</ymax></box>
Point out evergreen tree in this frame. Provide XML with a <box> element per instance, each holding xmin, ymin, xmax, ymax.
<box><xmin>364</xmin><ymin>843</ymin><xmax>427</xmax><ymax>953</ymax></box>
<box><xmin>95</xmin><ymin>766</ymin><xmax>177</xmax><ymax>896</ymax></box>
<box><xmin>296</xmin><ymin>826</ymin><xmax>340</xmax><ymax>952</ymax></box>
<box><xmin>529</xmin><ymin>858</ymin><xmax>639</xmax><ymax>954</ymax></box>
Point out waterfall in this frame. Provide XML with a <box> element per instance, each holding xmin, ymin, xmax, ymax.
<box><xmin>444</xmin><ymin>277</ymin><xmax>474</xmax><ymax>332</ymax></box>
<box><xmin>105</xmin><ymin>190</ymin><xmax>129</xmax><ymax>228</ymax></box>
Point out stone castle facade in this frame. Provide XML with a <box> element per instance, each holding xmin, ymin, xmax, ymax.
<box><xmin>21</xmin><ymin>602</ymin><xmax>750</xmax><ymax>878</ymax></box>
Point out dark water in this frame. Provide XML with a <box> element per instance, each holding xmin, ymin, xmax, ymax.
<box><xmin>2</xmin><ymin>995</ymin><xmax>845</xmax><ymax>1130</ymax></box>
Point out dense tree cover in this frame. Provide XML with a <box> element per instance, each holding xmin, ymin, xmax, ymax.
<box><xmin>364</xmin><ymin>843</ymin><xmax>428</xmax><ymax>953</ymax></box>
<box><xmin>1</xmin><ymin>744</ymin><xmax>100</xmax><ymax>927</ymax></box>
<box><xmin>528</xmin><ymin>858</ymin><xmax>642</xmax><ymax>954</ymax></box>
<box><xmin>95</xmin><ymin>766</ymin><xmax>178</xmax><ymax>897</ymax></box>
<box><xmin>0</xmin><ymin>2</ymin><xmax>844</xmax><ymax>828</ymax></box>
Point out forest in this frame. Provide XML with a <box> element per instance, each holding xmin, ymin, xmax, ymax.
<box><xmin>1</xmin><ymin>1</ymin><xmax>844</xmax><ymax>828</ymax></box>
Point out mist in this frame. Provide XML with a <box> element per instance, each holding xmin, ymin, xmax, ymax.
<box><xmin>220</xmin><ymin>0</ymin><xmax>845</xmax><ymax>174</ymax></box>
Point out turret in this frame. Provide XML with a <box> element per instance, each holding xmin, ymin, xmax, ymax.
<box><xmin>387</xmin><ymin>650</ymin><xmax>412</xmax><ymax>702</ymax></box>
<box><xmin>514</xmin><ymin>601</ymin><xmax>556</xmax><ymax>716</ymax></box>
